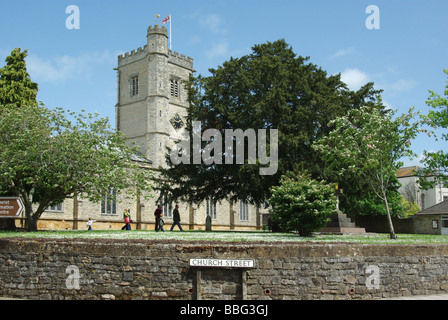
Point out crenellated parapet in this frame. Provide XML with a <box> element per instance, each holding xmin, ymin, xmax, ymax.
<box><xmin>168</xmin><ymin>49</ymin><xmax>194</xmax><ymax>71</ymax></box>
<box><xmin>118</xmin><ymin>25</ymin><xmax>193</xmax><ymax>70</ymax></box>
<box><xmin>118</xmin><ymin>45</ymin><xmax>148</xmax><ymax>61</ymax></box>
<box><xmin>147</xmin><ymin>24</ymin><xmax>168</xmax><ymax>36</ymax></box>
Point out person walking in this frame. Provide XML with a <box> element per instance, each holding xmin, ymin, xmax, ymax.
<box><xmin>156</xmin><ymin>214</ymin><xmax>166</xmax><ymax>232</ymax></box>
<box><xmin>170</xmin><ymin>205</ymin><xmax>183</xmax><ymax>232</ymax></box>
<box><xmin>122</xmin><ymin>208</ymin><xmax>131</xmax><ymax>230</ymax></box>
<box><xmin>86</xmin><ymin>217</ymin><xmax>95</xmax><ymax>231</ymax></box>
<box><xmin>154</xmin><ymin>204</ymin><xmax>162</xmax><ymax>231</ymax></box>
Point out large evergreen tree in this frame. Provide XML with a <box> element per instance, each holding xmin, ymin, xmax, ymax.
<box><xmin>0</xmin><ymin>48</ymin><xmax>38</xmax><ymax>107</ymax></box>
<box><xmin>158</xmin><ymin>39</ymin><xmax>382</xmax><ymax>206</ymax></box>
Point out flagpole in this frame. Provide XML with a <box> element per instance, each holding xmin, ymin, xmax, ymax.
<box><xmin>169</xmin><ymin>13</ymin><xmax>172</xmax><ymax>50</ymax></box>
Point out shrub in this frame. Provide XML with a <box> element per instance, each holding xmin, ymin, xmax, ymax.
<box><xmin>269</xmin><ymin>172</ymin><xmax>337</xmax><ymax>236</ymax></box>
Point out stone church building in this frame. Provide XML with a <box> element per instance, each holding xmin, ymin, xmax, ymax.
<box><xmin>30</xmin><ymin>25</ymin><xmax>264</xmax><ymax>231</ymax></box>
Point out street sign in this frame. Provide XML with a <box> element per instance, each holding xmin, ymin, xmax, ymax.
<box><xmin>190</xmin><ymin>258</ymin><xmax>254</xmax><ymax>268</ymax></box>
<box><xmin>0</xmin><ymin>197</ymin><xmax>24</xmax><ymax>218</ymax></box>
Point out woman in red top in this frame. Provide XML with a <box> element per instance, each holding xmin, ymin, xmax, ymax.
<box><xmin>121</xmin><ymin>208</ymin><xmax>131</xmax><ymax>230</ymax></box>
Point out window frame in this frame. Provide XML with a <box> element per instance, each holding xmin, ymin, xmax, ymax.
<box><xmin>206</xmin><ymin>198</ymin><xmax>217</xmax><ymax>220</ymax></box>
<box><xmin>130</xmin><ymin>75</ymin><xmax>139</xmax><ymax>97</ymax></box>
<box><xmin>46</xmin><ymin>203</ymin><xmax>63</xmax><ymax>212</ymax></box>
<box><xmin>163</xmin><ymin>195</ymin><xmax>173</xmax><ymax>218</ymax></box>
<box><xmin>170</xmin><ymin>78</ymin><xmax>179</xmax><ymax>98</ymax></box>
<box><xmin>239</xmin><ymin>201</ymin><xmax>249</xmax><ymax>221</ymax></box>
<box><xmin>101</xmin><ymin>188</ymin><xmax>117</xmax><ymax>215</ymax></box>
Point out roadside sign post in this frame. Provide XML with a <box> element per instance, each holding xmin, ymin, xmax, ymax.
<box><xmin>0</xmin><ymin>197</ymin><xmax>24</xmax><ymax>218</ymax></box>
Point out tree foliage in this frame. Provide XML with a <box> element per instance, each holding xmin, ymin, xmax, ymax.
<box><xmin>0</xmin><ymin>48</ymin><xmax>38</xmax><ymax>108</ymax></box>
<box><xmin>0</xmin><ymin>104</ymin><xmax>153</xmax><ymax>231</ymax></box>
<box><xmin>158</xmin><ymin>39</ymin><xmax>382</xmax><ymax>206</ymax></box>
<box><xmin>420</xmin><ymin>69</ymin><xmax>448</xmax><ymax>187</ymax></box>
<box><xmin>313</xmin><ymin>104</ymin><xmax>422</xmax><ymax>239</ymax></box>
<box><xmin>0</xmin><ymin>48</ymin><xmax>153</xmax><ymax>231</ymax></box>
<box><xmin>269</xmin><ymin>172</ymin><xmax>337</xmax><ymax>236</ymax></box>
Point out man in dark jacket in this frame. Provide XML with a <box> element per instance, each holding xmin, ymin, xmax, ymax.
<box><xmin>170</xmin><ymin>205</ymin><xmax>183</xmax><ymax>231</ymax></box>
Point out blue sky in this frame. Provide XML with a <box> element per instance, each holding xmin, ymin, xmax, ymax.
<box><xmin>1</xmin><ymin>0</ymin><xmax>447</xmax><ymax>166</ymax></box>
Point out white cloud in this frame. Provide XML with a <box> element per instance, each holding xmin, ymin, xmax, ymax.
<box><xmin>388</xmin><ymin>78</ymin><xmax>418</xmax><ymax>92</ymax></box>
<box><xmin>26</xmin><ymin>50</ymin><xmax>116</xmax><ymax>83</ymax></box>
<box><xmin>206</xmin><ymin>41</ymin><xmax>229</xmax><ymax>59</ymax></box>
<box><xmin>340</xmin><ymin>68</ymin><xmax>370</xmax><ymax>90</ymax></box>
<box><xmin>199</xmin><ymin>14</ymin><xmax>227</xmax><ymax>35</ymax></box>
<box><xmin>382</xmin><ymin>99</ymin><xmax>393</xmax><ymax>110</ymax></box>
<box><xmin>331</xmin><ymin>47</ymin><xmax>354</xmax><ymax>58</ymax></box>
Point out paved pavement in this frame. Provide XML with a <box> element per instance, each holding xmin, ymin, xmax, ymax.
<box><xmin>379</xmin><ymin>294</ymin><xmax>448</xmax><ymax>300</ymax></box>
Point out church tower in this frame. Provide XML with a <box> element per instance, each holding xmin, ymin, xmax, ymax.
<box><xmin>115</xmin><ymin>25</ymin><xmax>194</xmax><ymax>168</ymax></box>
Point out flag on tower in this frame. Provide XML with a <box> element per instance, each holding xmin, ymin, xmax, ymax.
<box><xmin>162</xmin><ymin>14</ymin><xmax>172</xmax><ymax>50</ymax></box>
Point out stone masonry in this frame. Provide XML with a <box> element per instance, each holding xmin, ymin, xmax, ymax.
<box><xmin>1</xmin><ymin>238</ymin><xmax>448</xmax><ymax>300</ymax></box>
<box><xmin>116</xmin><ymin>25</ymin><xmax>194</xmax><ymax>169</ymax></box>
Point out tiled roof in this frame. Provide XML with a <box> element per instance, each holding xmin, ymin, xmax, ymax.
<box><xmin>397</xmin><ymin>166</ymin><xmax>423</xmax><ymax>178</ymax></box>
<box><xmin>415</xmin><ymin>200</ymin><xmax>448</xmax><ymax>215</ymax></box>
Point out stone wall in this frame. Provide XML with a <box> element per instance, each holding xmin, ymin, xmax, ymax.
<box><xmin>1</xmin><ymin>238</ymin><xmax>448</xmax><ymax>300</ymax></box>
<box><xmin>353</xmin><ymin>215</ymin><xmax>415</xmax><ymax>234</ymax></box>
<box><xmin>413</xmin><ymin>215</ymin><xmax>443</xmax><ymax>235</ymax></box>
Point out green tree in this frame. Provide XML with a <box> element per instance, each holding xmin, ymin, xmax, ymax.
<box><xmin>159</xmin><ymin>39</ymin><xmax>382</xmax><ymax>207</ymax></box>
<box><xmin>313</xmin><ymin>105</ymin><xmax>422</xmax><ymax>239</ymax></box>
<box><xmin>339</xmin><ymin>171</ymin><xmax>405</xmax><ymax>218</ymax></box>
<box><xmin>421</xmin><ymin>69</ymin><xmax>448</xmax><ymax>187</ymax></box>
<box><xmin>400</xmin><ymin>196</ymin><xmax>420</xmax><ymax>218</ymax></box>
<box><xmin>0</xmin><ymin>48</ymin><xmax>38</xmax><ymax>107</ymax></box>
<box><xmin>268</xmin><ymin>172</ymin><xmax>337</xmax><ymax>236</ymax></box>
<box><xmin>0</xmin><ymin>104</ymin><xmax>153</xmax><ymax>231</ymax></box>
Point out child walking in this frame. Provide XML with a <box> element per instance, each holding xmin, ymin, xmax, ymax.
<box><xmin>86</xmin><ymin>218</ymin><xmax>95</xmax><ymax>231</ymax></box>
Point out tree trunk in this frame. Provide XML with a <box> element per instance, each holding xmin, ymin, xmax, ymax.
<box><xmin>23</xmin><ymin>199</ymin><xmax>40</xmax><ymax>232</ymax></box>
<box><xmin>27</xmin><ymin>216</ymin><xmax>39</xmax><ymax>232</ymax></box>
<box><xmin>383</xmin><ymin>194</ymin><xmax>397</xmax><ymax>240</ymax></box>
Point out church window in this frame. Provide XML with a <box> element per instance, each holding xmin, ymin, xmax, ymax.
<box><xmin>206</xmin><ymin>198</ymin><xmax>217</xmax><ymax>219</ymax></box>
<box><xmin>130</xmin><ymin>75</ymin><xmax>139</xmax><ymax>96</ymax></box>
<box><xmin>170</xmin><ymin>79</ymin><xmax>179</xmax><ymax>98</ymax></box>
<box><xmin>163</xmin><ymin>195</ymin><xmax>173</xmax><ymax>218</ymax></box>
<box><xmin>101</xmin><ymin>188</ymin><xmax>117</xmax><ymax>215</ymax></box>
<box><xmin>240</xmin><ymin>201</ymin><xmax>249</xmax><ymax>221</ymax></box>
<box><xmin>47</xmin><ymin>203</ymin><xmax>63</xmax><ymax>212</ymax></box>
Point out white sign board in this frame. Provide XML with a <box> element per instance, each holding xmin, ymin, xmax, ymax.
<box><xmin>190</xmin><ymin>258</ymin><xmax>254</xmax><ymax>268</ymax></box>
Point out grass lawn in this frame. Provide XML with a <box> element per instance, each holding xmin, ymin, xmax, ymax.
<box><xmin>1</xmin><ymin>229</ymin><xmax>448</xmax><ymax>244</ymax></box>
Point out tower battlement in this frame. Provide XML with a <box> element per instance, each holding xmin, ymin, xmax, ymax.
<box><xmin>147</xmin><ymin>24</ymin><xmax>168</xmax><ymax>36</ymax></box>
<box><xmin>118</xmin><ymin>25</ymin><xmax>193</xmax><ymax>70</ymax></box>
<box><xmin>118</xmin><ymin>45</ymin><xmax>147</xmax><ymax>61</ymax></box>
<box><xmin>168</xmin><ymin>49</ymin><xmax>194</xmax><ymax>70</ymax></box>
<box><xmin>118</xmin><ymin>25</ymin><xmax>168</xmax><ymax>62</ymax></box>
